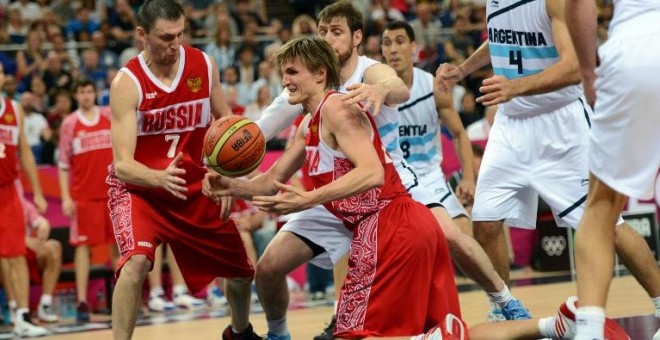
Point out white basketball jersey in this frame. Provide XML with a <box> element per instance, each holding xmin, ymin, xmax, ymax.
<box><xmin>338</xmin><ymin>56</ymin><xmax>405</xmax><ymax>165</ymax></box>
<box><xmin>610</xmin><ymin>0</ymin><xmax>660</xmax><ymax>34</ymax></box>
<box><xmin>397</xmin><ymin>68</ymin><xmax>442</xmax><ymax>176</ymax></box>
<box><xmin>486</xmin><ymin>0</ymin><xmax>582</xmax><ymax>116</ymax></box>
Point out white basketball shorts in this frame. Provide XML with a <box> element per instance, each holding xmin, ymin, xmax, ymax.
<box><xmin>591</xmin><ymin>12</ymin><xmax>660</xmax><ymax>200</ymax></box>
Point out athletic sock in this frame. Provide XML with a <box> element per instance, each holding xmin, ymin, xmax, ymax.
<box><xmin>486</xmin><ymin>283</ymin><xmax>514</xmax><ymax>308</ymax></box>
<box><xmin>538</xmin><ymin>317</ymin><xmax>560</xmax><ymax>338</ymax></box>
<box><xmin>652</xmin><ymin>296</ymin><xmax>660</xmax><ymax>318</ymax></box>
<box><xmin>267</xmin><ymin>317</ymin><xmax>288</xmax><ymax>336</ymax></box>
<box><xmin>150</xmin><ymin>286</ymin><xmax>165</xmax><ymax>298</ymax></box>
<box><xmin>575</xmin><ymin>306</ymin><xmax>605</xmax><ymax>340</ymax></box>
<box><xmin>39</xmin><ymin>294</ymin><xmax>53</xmax><ymax>306</ymax></box>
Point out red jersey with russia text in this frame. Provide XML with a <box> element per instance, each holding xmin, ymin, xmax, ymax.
<box><xmin>0</xmin><ymin>97</ymin><xmax>20</xmax><ymax>186</ymax></box>
<box><xmin>304</xmin><ymin>91</ymin><xmax>408</xmax><ymax>230</ymax></box>
<box><xmin>118</xmin><ymin>45</ymin><xmax>213</xmax><ymax>199</ymax></box>
<box><xmin>58</xmin><ymin>107</ymin><xmax>113</xmax><ymax>200</ymax></box>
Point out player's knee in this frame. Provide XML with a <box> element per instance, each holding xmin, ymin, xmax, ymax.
<box><xmin>256</xmin><ymin>257</ymin><xmax>284</xmax><ymax>282</ymax></box>
<box><xmin>46</xmin><ymin>240</ymin><xmax>62</xmax><ymax>262</ymax></box>
<box><xmin>120</xmin><ymin>255</ymin><xmax>151</xmax><ymax>284</ymax></box>
<box><xmin>226</xmin><ymin>276</ymin><xmax>252</xmax><ymax>288</ymax></box>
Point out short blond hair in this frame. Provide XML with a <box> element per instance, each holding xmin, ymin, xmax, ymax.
<box><xmin>276</xmin><ymin>36</ymin><xmax>340</xmax><ymax>91</ymax></box>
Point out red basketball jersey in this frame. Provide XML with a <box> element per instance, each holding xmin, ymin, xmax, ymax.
<box><xmin>304</xmin><ymin>91</ymin><xmax>408</xmax><ymax>230</ymax></box>
<box><xmin>0</xmin><ymin>97</ymin><xmax>21</xmax><ymax>186</ymax></box>
<box><xmin>119</xmin><ymin>45</ymin><xmax>213</xmax><ymax>199</ymax></box>
<box><xmin>58</xmin><ymin>107</ymin><xmax>113</xmax><ymax>200</ymax></box>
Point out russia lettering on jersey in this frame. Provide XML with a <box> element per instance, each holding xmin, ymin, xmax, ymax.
<box><xmin>119</xmin><ymin>45</ymin><xmax>213</xmax><ymax>197</ymax></box>
<box><xmin>0</xmin><ymin>97</ymin><xmax>20</xmax><ymax>185</ymax></box>
<box><xmin>304</xmin><ymin>91</ymin><xmax>405</xmax><ymax>230</ymax></box>
<box><xmin>59</xmin><ymin>107</ymin><xmax>114</xmax><ymax>200</ymax></box>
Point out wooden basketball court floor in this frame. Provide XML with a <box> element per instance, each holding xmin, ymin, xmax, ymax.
<box><xmin>20</xmin><ymin>273</ymin><xmax>656</xmax><ymax>339</ymax></box>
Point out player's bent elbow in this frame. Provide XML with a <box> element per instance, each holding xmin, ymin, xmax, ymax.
<box><xmin>367</xmin><ymin>168</ymin><xmax>385</xmax><ymax>188</ymax></box>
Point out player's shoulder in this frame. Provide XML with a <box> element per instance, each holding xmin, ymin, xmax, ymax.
<box><xmin>61</xmin><ymin>111</ymin><xmax>80</xmax><ymax>126</ymax></box>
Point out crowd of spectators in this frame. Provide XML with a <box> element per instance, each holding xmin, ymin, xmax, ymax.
<box><xmin>0</xmin><ymin>0</ymin><xmax>615</xmax><ymax>165</ymax></box>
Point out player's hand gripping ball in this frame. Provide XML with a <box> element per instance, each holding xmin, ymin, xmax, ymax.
<box><xmin>204</xmin><ymin>116</ymin><xmax>266</xmax><ymax>177</ymax></box>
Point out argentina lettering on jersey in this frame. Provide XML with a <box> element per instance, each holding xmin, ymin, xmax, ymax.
<box><xmin>337</xmin><ymin>56</ymin><xmax>405</xmax><ymax>165</ymax></box>
<box><xmin>487</xmin><ymin>0</ymin><xmax>582</xmax><ymax>115</ymax></box>
<box><xmin>397</xmin><ymin>68</ymin><xmax>442</xmax><ymax>176</ymax></box>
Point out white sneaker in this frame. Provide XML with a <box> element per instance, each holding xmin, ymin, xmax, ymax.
<box><xmin>14</xmin><ymin>315</ymin><xmax>49</xmax><ymax>338</ymax></box>
<box><xmin>410</xmin><ymin>326</ymin><xmax>443</xmax><ymax>340</ymax></box>
<box><xmin>206</xmin><ymin>286</ymin><xmax>228</xmax><ymax>308</ymax></box>
<box><xmin>37</xmin><ymin>304</ymin><xmax>59</xmax><ymax>323</ymax></box>
<box><xmin>148</xmin><ymin>294</ymin><xmax>176</xmax><ymax>312</ymax></box>
<box><xmin>174</xmin><ymin>293</ymin><xmax>206</xmax><ymax>309</ymax></box>
<box><xmin>487</xmin><ymin>308</ymin><xmax>506</xmax><ymax>322</ymax></box>
<box><xmin>653</xmin><ymin>329</ymin><xmax>660</xmax><ymax>340</ymax></box>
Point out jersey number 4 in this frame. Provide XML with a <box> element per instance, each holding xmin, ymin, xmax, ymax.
<box><xmin>509</xmin><ymin>50</ymin><xmax>523</xmax><ymax>75</ymax></box>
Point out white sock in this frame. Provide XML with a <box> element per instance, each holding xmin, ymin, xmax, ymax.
<box><xmin>575</xmin><ymin>306</ymin><xmax>605</xmax><ymax>340</ymax></box>
<box><xmin>652</xmin><ymin>296</ymin><xmax>660</xmax><ymax>318</ymax></box>
<box><xmin>150</xmin><ymin>286</ymin><xmax>165</xmax><ymax>298</ymax></box>
<box><xmin>538</xmin><ymin>317</ymin><xmax>560</xmax><ymax>338</ymax></box>
<box><xmin>267</xmin><ymin>317</ymin><xmax>288</xmax><ymax>336</ymax></box>
<box><xmin>486</xmin><ymin>283</ymin><xmax>514</xmax><ymax>308</ymax></box>
<box><xmin>16</xmin><ymin>308</ymin><xmax>29</xmax><ymax>324</ymax></box>
<box><xmin>8</xmin><ymin>299</ymin><xmax>17</xmax><ymax>311</ymax></box>
<box><xmin>40</xmin><ymin>294</ymin><xmax>53</xmax><ymax>306</ymax></box>
<box><xmin>173</xmin><ymin>284</ymin><xmax>188</xmax><ymax>296</ymax></box>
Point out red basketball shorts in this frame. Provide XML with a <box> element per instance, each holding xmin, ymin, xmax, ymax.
<box><xmin>107</xmin><ymin>178</ymin><xmax>255</xmax><ymax>294</ymax></box>
<box><xmin>69</xmin><ymin>199</ymin><xmax>115</xmax><ymax>246</ymax></box>
<box><xmin>0</xmin><ymin>181</ymin><xmax>26</xmax><ymax>257</ymax></box>
<box><xmin>334</xmin><ymin>197</ymin><xmax>465</xmax><ymax>338</ymax></box>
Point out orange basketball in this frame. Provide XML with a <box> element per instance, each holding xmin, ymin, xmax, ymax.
<box><xmin>204</xmin><ymin>116</ymin><xmax>266</xmax><ymax>177</ymax></box>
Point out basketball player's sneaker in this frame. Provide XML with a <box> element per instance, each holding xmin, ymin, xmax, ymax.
<box><xmin>222</xmin><ymin>323</ymin><xmax>264</xmax><ymax>340</ymax></box>
<box><xmin>76</xmin><ymin>301</ymin><xmax>91</xmax><ymax>323</ymax></box>
<box><xmin>653</xmin><ymin>328</ymin><xmax>659</xmax><ymax>340</ymax></box>
<box><xmin>555</xmin><ymin>296</ymin><xmax>578</xmax><ymax>339</ymax></box>
<box><xmin>266</xmin><ymin>332</ymin><xmax>291</xmax><ymax>340</ymax></box>
<box><xmin>13</xmin><ymin>312</ymin><xmax>49</xmax><ymax>338</ymax></box>
<box><xmin>501</xmin><ymin>299</ymin><xmax>532</xmax><ymax>320</ymax></box>
<box><xmin>37</xmin><ymin>303</ymin><xmax>59</xmax><ymax>322</ymax></box>
<box><xmin>313</xmin><ymin>314</ymin><xmax>336</xmax><ymax>340</ymax></box>
<box><xmin>486</xmin><ymin>308</ymin><xmax>506</xmax><ymax>322</ymax></box>
<box><xmin>174</xmin><ymin>292</ymin><xmax>206</xmax><ymax>310</ymax></box>
<box><xmin>558</xmin><ymin>296</ymin><xmax>632</xmax><ymax>340</ymax></box>
<box><xmin>207</xmin><ymin>286</ymin><xmax>228</xmax><ymax>308</ymax></box>
<box><xmin>148</xmin><ymin>294</ymin><xmax>176</xmax><ymax>312</ymax></box>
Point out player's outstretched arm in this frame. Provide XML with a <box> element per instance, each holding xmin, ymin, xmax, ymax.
<box><xmin>477</xmin><ymin>0</ymin><xmax>581</xmax><ymax>106</ymax></box>
<box><xmin>255</xmin><ymin>90</ymin><xmax>305</xmax><ymax>141</ymax></box>
<box><xmin>436</xmin><ymin>41</ymin><xmax>491</xmax><ymax>93</ymax></box>
<box><xmin>208</xmin><ymin>56</ymin><xmax>232</xmax><ymax>120</ymax></box>
<box><xmin>16</xmin><ymin>103</ymin><xmax>47</xmax><ymax>213</ymax></box>
<box><xmin>110</xmin><ymin>72</ymin><xmax>188</xmax><ymax>199</ymax></box>
<box><xmin>344</xmin><ymin>63</ymin><xmax>409</xmax><ymax>116</ymax></box>
<box><xmin>565</xmin><ymin>0</ymin><xmax>598</xmax><ymax>107</ymax></box>
<box><xmin>435</xmin><ymin>89</ymin><xmax>476</xmax><ymax>204</ymax></box>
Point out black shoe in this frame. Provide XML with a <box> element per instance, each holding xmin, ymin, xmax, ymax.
<box><xmin>76</xmin><ymin>301</ymin><xmax>91</xmax><ymax>323</ymax></box>
<box><xmin>222</xmin><ymin>323</ymin><xmax>264</xmax><ymax>340</ymax></box>
<box><xmin>313</xmin><ymin>314</ymin><xmax>336</xmax><ymax>340</ymax></box>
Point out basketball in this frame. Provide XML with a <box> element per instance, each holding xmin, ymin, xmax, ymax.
<box><xmin>204</xmin><ymin>115</ymin><xmax>266</xmax><ymax>177</ymax></box>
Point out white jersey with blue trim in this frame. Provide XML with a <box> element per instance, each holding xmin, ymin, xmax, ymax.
<box><xmin>487</xmin><ymin>0</ymin><xmax>582</xmax><ymax>116</ymax></box>
<box><xmin>397</xmin><ymin>68</ymin><xmax>442</xmax><ymax>176</ymax></box>
<box><xmin>338</xmin><ymin>56</ymin><xmax>405</xmax><ymax>164</ymax></box>
<box><xmin>610</xmin><ymin>0</ymin><xmax>660</xmax><ymax>34</ymax></box>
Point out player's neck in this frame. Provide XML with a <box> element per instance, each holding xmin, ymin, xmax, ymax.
<box><xmin>143</xmin><ymin>51</ymin><xmax>179</xmax><ymax>82</ymax></box>
<box><xmin>303</xmin><ymin>91</ymin><xmax>328</xmax><ymax>116</ymax></box>
<box><xmin>399</xmin><ymin>66</ymin><xmax>414</xmax><ymax>88</ymax></box>
<box><xmin>339</xmin><ymin>52</ymin><xmax>359</xmax><ymax>85</ymax></box>
<box><xmin>80</xmin><ymin>105</ymin><xmax>97</xmax><ymax>119</ymax></box>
